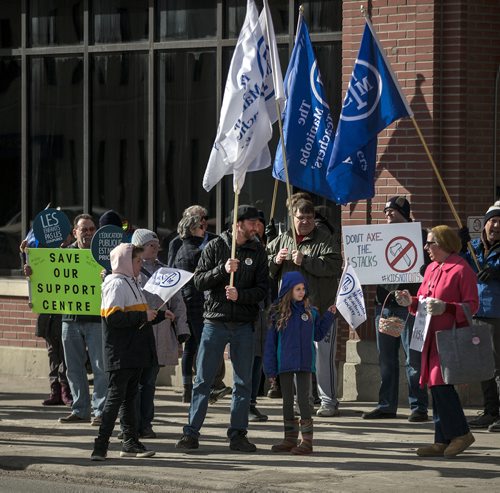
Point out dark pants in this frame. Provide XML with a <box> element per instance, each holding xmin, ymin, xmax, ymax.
<box><xmin>181</xmin><ymin>321</ymin><xmax>203</xmax><ymax>385</ymax></box>
<box><xmin>431</xmin><ymin>385</ymin><xmax>469</xmax><ymax>444</ymax></box>
<box><xmin>45</xmin><ymin>329</ymin><xmax>69</xmax><ymax>386</ymax></box>
<box><xmin>136</xmin><ymin>365</ymin><xmax>159</xmax><ymax>433</ymax></box>
<box><xmin>281</xmin><ymin>371</ymin><xmax>311</xmax><ymax>421</ymax></box>
<box><xmin>98</xmin><ymin>368</ymin><xmax>142</xmax><ymax>442</ymax></box>
<box><xmin>250</xmin><ymin>356</ymin><xmax>263</xmax><ymax>406</ymax></box>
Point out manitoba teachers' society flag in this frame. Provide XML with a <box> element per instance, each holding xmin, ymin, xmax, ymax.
<box><xmin>143</xmin><ymin>268</ymin><xmax>194</xmax><ymax>304</ymax></box>
<box><xmin>335</xmin><ymin>263</ymin><xmax>366</xmax><ymax>330</ymax></box>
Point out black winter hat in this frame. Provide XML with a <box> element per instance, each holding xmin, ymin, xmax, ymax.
<box><xmin>232</xmin><ymin>205</ymin><xmax>260</xmax><ymax>222</ymax></box>
<box><xmin>384</xmin><ymin>196</ymin><xmax>412</xmax><ymax>222</ymax></box>
<box><xmin>484</xmin><ymin>201</ymin><xmax>500</xmax><ymax>224</ymax></box>
<box><xmin>99</xmin><ymin>209</ymin><xmax>122</xmax><ymax>228</ymax></box>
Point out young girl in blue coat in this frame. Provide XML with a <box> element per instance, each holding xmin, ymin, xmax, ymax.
<box><xmin>264</xmin><ymin>271</ymin><xmax>336</xmax><ymax>455</ymax></box>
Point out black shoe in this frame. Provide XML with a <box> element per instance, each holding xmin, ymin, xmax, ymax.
<box><xmin>120</xmin><ymin>439</ymin><xmax>155</xmax><ymax>458</ymax></box>
<box><xmin>117</xmin><ymin>431</ymin><xmax>124</xmax><ymax>440</ymax></box>
<box><xmin>90</xmin><ymin>438</ymin><xmax>108</xmax><ymax>461</ymax></box>
<box><xmin>139</xmin><ymin>428</ymin><xmax>157</xmax><ymax>439</ymax></box>
<box><xmin>175</xmin><ymin>434</ymin><xmax>199</xmax><ymax>450</ymax></box>
<box><xmin>249</xmin><ymin>405</ymin><xmax>268</xmax><ymax>422</ymax></box>
<box><xmin>229</xmin><ymin>433</ymin><xmax>257</xmax><ymax>452</ymax></box>
<box><xmin>362</xmin><ymin>408</ymin><xmax>397</xmax><ymax>419</ymax></box>
<box><xmin>468</xmin><ymin>411</ymin><xmax>499</xmax><ymax>429</ymax></box>
<box><xmin>208</xmin><ymin>386</ymin><xmax>232</xmax><ymax>404</ymax></box>
<box><xmin>267</xmin><ymin>384</ymin><xmax>282</xmax><ymax>399</ymax></box>
<box><xmin>408</xmin><ymin>410</ymin><xmax>429</xmax><ymax>422</ymax></box>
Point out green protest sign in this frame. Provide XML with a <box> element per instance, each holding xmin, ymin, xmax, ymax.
<box><xmin>28</xmin><ymin>248</ymin><xmax>103</xmax><ymax>315</ymax></box>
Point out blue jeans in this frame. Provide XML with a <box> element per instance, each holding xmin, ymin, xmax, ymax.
<box><xmin>62</xmin><ymin>321</ymin><xmax>108</xmax><ymax>418</ymax></box>
<box><xmin>431</xmin><ymin>385</ymin><xmax>469</xmax><ymax>443</ymax></box>
<box><xmin>375</xmin><ymin>305</ymin><xmax>428</xmax><ymax>413</ymax></box>
<box><xmin>183</xmin><ymin>321</ymin><xmax>254</xmax><ymax>439</ymax></box>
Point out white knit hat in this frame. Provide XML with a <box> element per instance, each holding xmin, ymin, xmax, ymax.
<box><xmin>484</xmin><ymin>200</ymin><xmax>500</xmax><ymax>224</ymax></box>
<box><xmin>131</xmin><ymin>228</ymin><xmax>159</xmax><ymax>247</ymax></box>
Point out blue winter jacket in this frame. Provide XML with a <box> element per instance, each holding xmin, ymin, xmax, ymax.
<box><xmin>263</xmin><ymin>271</ymin><xmax>335</xmax><ymax>377</ymax></box>
<box><xmin>464</xmin><ymin>237</ymin><xmax>500</xmax><ymax>318</ymax></box>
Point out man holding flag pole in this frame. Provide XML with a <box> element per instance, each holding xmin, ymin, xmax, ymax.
<box><xmin>176</xmin><ymin>0</ymin><xmax>281</xmax><ymax>453</ymax></box>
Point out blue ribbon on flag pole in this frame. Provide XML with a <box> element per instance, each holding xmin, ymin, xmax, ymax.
<box><xmin>326</xmin><ymin>21</ymin><xmax>412</xmax><ymax>204</ymax></box>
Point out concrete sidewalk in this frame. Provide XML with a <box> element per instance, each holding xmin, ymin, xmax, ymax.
<box><xmin>0</xmin><ymin>376</ymin><xmax>499</xmax><ymax>492</ymax></box>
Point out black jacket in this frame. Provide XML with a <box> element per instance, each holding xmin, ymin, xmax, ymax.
<box><xmin>173</xmin><ymin>235</ymin><xmax>205</xmax><ymax>330</ymax></box>
<box><xmin>194</xmin><ymin>231</ymin><xmax>269</xmax><ymax>323</ymax></box>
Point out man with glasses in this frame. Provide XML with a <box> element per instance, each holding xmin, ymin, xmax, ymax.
<box><xmin>362</xmin><ymin>196</ymin><xmax>429</xmax><ymax>422</ymax></box>
<box><xmin>59</xmin><ymin>214</ymin><xmax>108</xmax><ymax>425</ymax></box>
<box><xmin>267</xmin><ymin>199</ymin><xmax>342</xmax><ymax>418</ymax></box>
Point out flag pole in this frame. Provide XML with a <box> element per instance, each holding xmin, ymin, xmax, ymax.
<box><xmin>230</xmin><ymin>190</ymin><xmax>240</xmax><ymax>287</ymax></box>
<box><xmin>270</xmin><ymin>179</ymin><xmax>279</xmax><ymax>221</ymax></box>
<box><xmin>264</xmin><ymin>0</ymin><xmax>297</xmax><ymax>248</ymax></box>
<box><xmin>360</xmin><ymin>5</ymin><xmax>480</xmax><ymax>270</ymax></box>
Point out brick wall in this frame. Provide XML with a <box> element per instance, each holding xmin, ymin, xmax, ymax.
<box><xmin>0</xmin><ymin>296</ymin><xmax>42</xmax><ymax>348</ymax></box>
<box><xmin>341</xmin><ymin>0</ymin><xmax>500</xmax><ymax>347</ymax></box>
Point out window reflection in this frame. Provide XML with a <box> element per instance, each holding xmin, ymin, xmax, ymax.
<box><xmin>0</xmin><ymin>58</ymin><xmax>21</xmax><ymax>271</ymax></box>
<box><xmin>93</xmin><ymin>0</ymin><xmax>148</xmax><ymax>44</ymax></box>
<box><xmin>297</xmin><ymin>0</ymin><xmax>342</xmax><ymax>33</ymax></box>
<box><xmin>0</xmin><ymin>1</ymin><xmax>21</xmax><ymax>48</ymax></box>
<box><xmin>224</xmin><ymin>0</ymin><xmax>288</xmax><ymax>38</ymax></box>
<box><xmin>156</xmin><ymin>50</ymin><xmax>217</xmax><ymax>251</ymax></box>
<box><xmin>29</xmin><ymin>0</ymin><xmax>83</xmax><ymax>47</ymax></box>
<box><xmin>157</xmin><ymin>0</ymin><xmax>216</xmax><ymax>41</ymax></box>
<box><xmin>91</xmin><ymin>53</ymin><xmax>148</xmax><ymax>228</ymax></box>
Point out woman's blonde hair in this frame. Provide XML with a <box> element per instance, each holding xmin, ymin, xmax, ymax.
<box><xmin>430</xmin><ymin>225</ymin><xmax>461</xmax><ymax>254</ymax></box>
<box><xmin>269</xmin><ymin>288</ymin><xmax>312</xmax><ymax>331</ymax></box>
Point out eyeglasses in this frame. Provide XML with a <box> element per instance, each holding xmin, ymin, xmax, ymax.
<box><xmin>77</xmin><ymin>226</ymin><xmax>96</xmax><ymax>234</ymax></box>
<box><xmin>294</xmin><ymin>215</ymin><xmax>314</xmax><ymax>223</ymax></box>
<box><xmin>425</xmin><ymin>241</ymin><xmax>437</xmax><ymax>246</ymax></box>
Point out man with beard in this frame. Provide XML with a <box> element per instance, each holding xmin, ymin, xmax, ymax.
<box><xmin>176</xmin><ymin>205</ymin><xmax>268</xmax><ymax>452</ymax></box>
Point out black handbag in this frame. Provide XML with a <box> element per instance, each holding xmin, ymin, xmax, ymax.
<box><xmin>436</xmin><ymin>304</ymin><xmax>495</xmax><ymax>385</ymax></box>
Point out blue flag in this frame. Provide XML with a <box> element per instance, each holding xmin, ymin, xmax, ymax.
<box><xmin>272</xmin><ymin>17</ymin><xmax>336</xmax><ymax>200</ymax></box>
<box><xmin>326</xmin><ymin>21</ymin><xmax>413</xmax><ymax>204</ymax></box>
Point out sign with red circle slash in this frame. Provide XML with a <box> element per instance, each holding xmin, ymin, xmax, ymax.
<box><xmin>385</xmin><ymin>236</ymin><xmax>418</xmax><ymax>273</ymax></box>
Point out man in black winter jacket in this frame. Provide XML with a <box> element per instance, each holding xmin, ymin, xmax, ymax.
<box><xmin>175</xmin><ymin>205</ymin><xmax>268</xmax><ymax>453</ymax></box>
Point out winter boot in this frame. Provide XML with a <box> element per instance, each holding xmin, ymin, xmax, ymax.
<box><xmin>182</xmin><ymin>383</ymin><xmax>193</xmax><ymax>403</ymax></box>
<box><xmin>60</xmin><ymin>382</ymin><xmax>73</xmax><ymax>406</ymax></box>
<box><xmin>91</xmin><ymin>438</ymin><xmax>109</xmax><ymax>461</ymax></box>
<box><xmin>42</xmin><ymin>381</ymin><xmax>63</xmax><ymax>406</ymax></box>
<box><xmin>291</xmin><ymin>418</ymin><xmax>313</xmax><ymax>455</ymax></box>
<box><xmin>271</xmin><ymin>419</ymin><xmax>299</xmax><ymax>452</ymax></box>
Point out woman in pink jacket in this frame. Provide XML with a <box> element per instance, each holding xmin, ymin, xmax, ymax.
<box><xmin>396</xmin><ymin>225</ymin><xmax>479</xmax><ymax>458</ymax></box>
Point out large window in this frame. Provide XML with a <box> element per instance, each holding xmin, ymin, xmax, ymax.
<box><xmin>29</xmin><ymin>0</ymin><xmax>84</xmax><ymax>47</ymax></box>
<box><xmin>91</xmin><ymin>53</ymin><xmax>148</xmax><ymax>226</ymax></box>
<box><xmin>29</xmin><ymin>56</ymin><xmax>84</xmax><ymax>219</ymax></box>
<box><xmin>0</xmin><ymin>58</ymin><xmax>21</xmax><ymax>273</ymax></box>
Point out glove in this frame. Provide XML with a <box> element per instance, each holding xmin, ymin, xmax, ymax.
<box><xmin>458</xmin><ymin>226</ymin><xmax>471</xmax><ymax>253</ymax></box>
<box><xmin>177</xmin><ymin>333</ymin><xmax>190</xmax><ymax>344</ymax></box>
<box><xmin>265</xmin><ymin>218</ymin><xmax>278</xmax><ymax>243</ymax></box>
<box><xmin>426</xmin><ymin>297</ymin><xmax>446</xmax><ymax>316</ymax></box>
<box><xmin>477</xmin><ymin>267</ymin><xmax>491</xmax><ymax>282</ymax></box>
<box><xmin>394</xmin><ymin>290</ymin><xmax>412</xmax><ymax>307</ymax></box>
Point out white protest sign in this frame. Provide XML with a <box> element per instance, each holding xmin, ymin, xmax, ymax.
<box><xmin>342</xmin><ymin>222</ymin><xmax>425</xmax><ymax>285</ymax></box>
<box><xmin>335</xmin><ymin>263</ymin><xmax>367</xmax><ymax>330</ymax></box>
<box><xmin>410</xmin><ymin>297</ymin><xmax>431</xmax><ymax>352</ymax></box>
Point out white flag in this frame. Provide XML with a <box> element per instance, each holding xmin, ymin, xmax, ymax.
<box><xmin>203</xmin><ymin>0</ymin><xmax>274</xmax><ymax>193</ymax></box>
<box><xmin>143</xmin><ymin>268</ymin><xmax>194</xmax><ymax>304</ymax></box>
<box><xmin>260</xmin><ymin>0</ymin><xmax>285</xmax><ymax>122</ymax></box>
<box><xmin>335</xmin><ymin>263</ymin><xmax>367</xmax><ymax>330</ymax></box>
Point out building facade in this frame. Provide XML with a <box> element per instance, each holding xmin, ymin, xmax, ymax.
<box><xmin>1</xmin><ymin>1</ymin><xmax>499</xmax><ymax>400</ymax></box>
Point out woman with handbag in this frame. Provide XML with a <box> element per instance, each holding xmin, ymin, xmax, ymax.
<box><xmin>395</xmin><ymin>225</ymin><xmax>479</xmax><ymax>458</ymax></box>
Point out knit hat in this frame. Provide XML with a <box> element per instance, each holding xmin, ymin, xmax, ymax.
<box><xmin>99</xmin><ymin>210</ymin><xmax>122</xmax><ymax>228</ymax></box>
<box><xmin>131</xmin><ymin>228</ymin><xmax>159</xmax><ymax>247</ymax></box>
<box><xmin>484</xmin><ymin>201</ymin><xmax>500</xmax><ymax>224</ymax></box>
<box><xmin>232</xmin><ymin>205</ymin><xmax>260</xmax><ymax>222</ymax></box>
<box><xmin>384</xmin><ymin>196</ymin><xmax>412</xmax><ymax>222</ymax></box>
